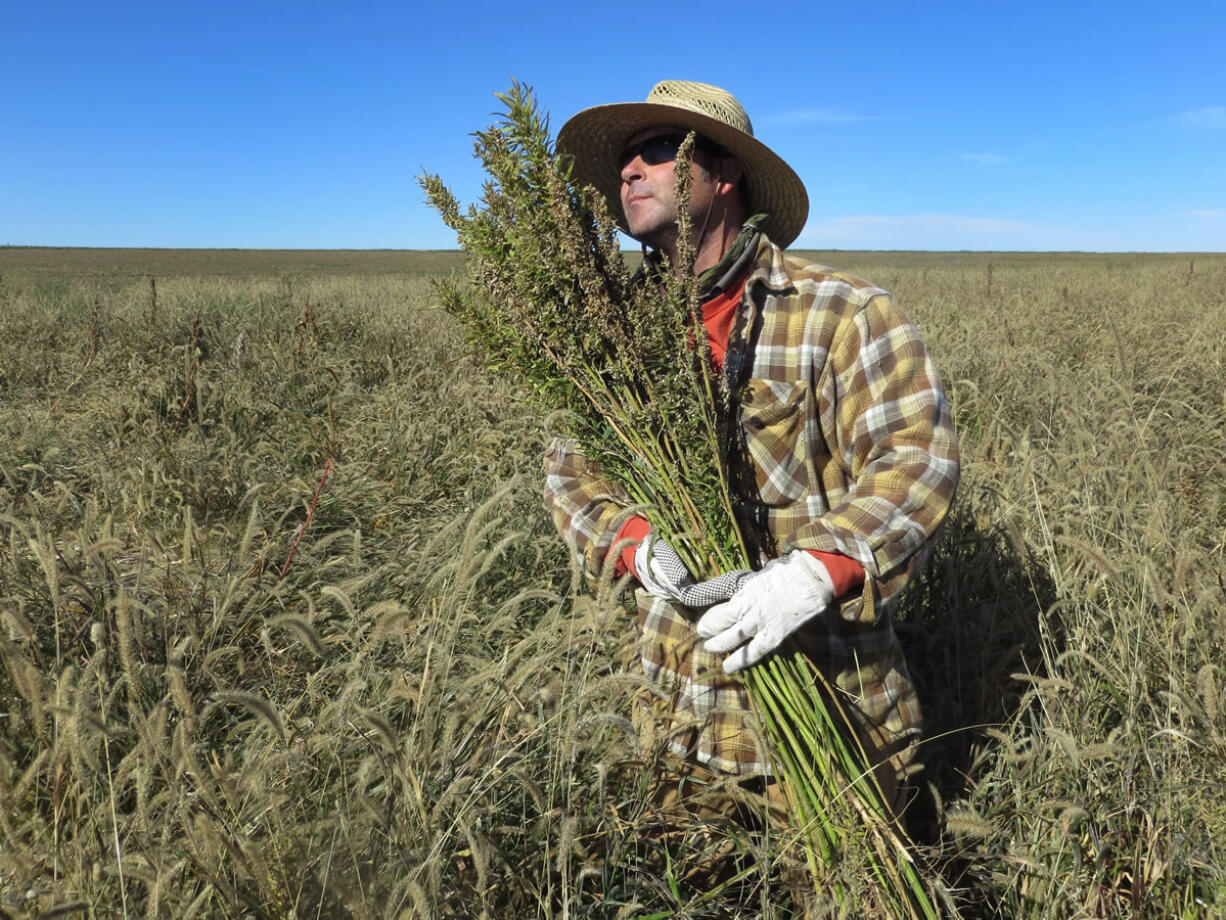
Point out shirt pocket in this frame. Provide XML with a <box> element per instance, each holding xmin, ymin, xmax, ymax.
<box><xmin>738</xmin><ymin>378</ymin><xmax>808</xmax><ymax>506</ymax></box>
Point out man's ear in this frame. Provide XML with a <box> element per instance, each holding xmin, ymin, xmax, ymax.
<box><xmin>716</xmin><ymin>157</ymin><xmax>744</xmax><ymax>195</ymax></box>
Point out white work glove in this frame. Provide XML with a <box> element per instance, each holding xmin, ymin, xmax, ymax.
<box><xmin>633</xmin><ymin>530</ymin><xmax>695</xmax><ymax>602</ymax></box>
<box><xmin>696</xmin><ymin>550</ymin><xmax>835</xmax><ymax>674</ymax></box>
<box><xmin>633</xmin><ymin>531</ymin><xmax>751</xmax><ymax>608</ymax></box>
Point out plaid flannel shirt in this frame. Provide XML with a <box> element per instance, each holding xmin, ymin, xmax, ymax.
<box><xmin>543</xmin><ymin>232</ymin><xmax>959</xmax><ymax>776</ymax></box>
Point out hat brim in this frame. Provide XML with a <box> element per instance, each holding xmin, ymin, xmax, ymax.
<box><xmin>556</xmin><ymin>101</ymin><xmax>809</xmax><ymax>249</ymax></box>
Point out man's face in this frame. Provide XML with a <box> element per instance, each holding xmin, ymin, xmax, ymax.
<box><xmin>618</xmin><ymin>126</ymin><xmax>723</xmax><ymax>249</ymax></box>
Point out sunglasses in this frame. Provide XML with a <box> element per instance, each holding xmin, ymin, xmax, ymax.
<box><xmin>618</xmin><ymin>134</ymin><xmax>722</xmax><ymax>170</ymax></box>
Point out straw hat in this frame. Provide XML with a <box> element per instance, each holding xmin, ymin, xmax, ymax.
<box><xmin>556</xmin><ymin>80</ymin><xmax>809</xmax><ymax>249</ymax></box>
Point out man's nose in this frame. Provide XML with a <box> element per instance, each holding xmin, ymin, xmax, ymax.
<box><xmin>620</xmin><ymin>155</ymin><xmax>645</xmax><ymax>183</ymax></box>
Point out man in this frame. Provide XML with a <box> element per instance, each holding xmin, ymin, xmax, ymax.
<box><xmin>543</xmin><ymin>80</ymin><xmax>959</xmax><ymax>816</ymax></box>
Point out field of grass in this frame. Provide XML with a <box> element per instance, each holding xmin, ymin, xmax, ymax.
<box><xmin>1</xmin><ymin>248</ymin><xmax>1224</xmax><ymax>918</ymax></box>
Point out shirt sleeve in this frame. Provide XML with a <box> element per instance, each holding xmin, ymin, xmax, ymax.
<box><xmin>792</xmin><ymin>292</ymin><xmax>960</xmax><ymax>609</ymax></box>
<box><xmin>611</xmin><ymin>514</ymin><xmax>651</xmax><ymax>578</ymax></box>
<box><xmin>804</xmin><ymin>549</ymin><xmax>865</xmax><ymax>598</ymax></box>
<box><xmin>542</xmin><ymin>437</ymin><xmax>637</xmax><ymax>584</ymax></box>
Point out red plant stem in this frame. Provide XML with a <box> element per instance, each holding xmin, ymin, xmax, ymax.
<box><xmin>279</xmin><ymin>460</ymin><xmax>333</xmax><ymax>580</ymax></box>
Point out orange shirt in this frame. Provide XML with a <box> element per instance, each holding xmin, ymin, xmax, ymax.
<box><xmin>701</xmin><ymin>274</ymin><xmax>745</xmax><ymax>369</ymax></box>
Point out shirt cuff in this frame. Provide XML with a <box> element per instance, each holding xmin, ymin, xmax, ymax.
<box><xmin>610</xmin><ymin>515</ymin><xmax>651</xmax><ymax>578</ymax></box>
<box><xmin>804</xmin><ymin>549</ymin><xmax>865</xmax><ymax>598</ymax></box>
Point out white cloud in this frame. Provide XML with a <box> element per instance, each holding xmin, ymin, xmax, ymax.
<box><xmin>958</xmin><ymin>152</ymin><xmax>1012</xmax><ymax>167</ymax></box>
<box><xmin>796</xmin><ymin>214</ymin><xmax>1045</xmax><ymax>250</ymax></box>
<box><xmin>1175</xmin><ymin>106</ymin><xmax>1226</xmax><ymax>129</ymax></box>
<box><xmin>808</xmin><ymin>214</ymin><xmax>1035</xmax><ymax>235</ymax></box>
<box><xmin>790</xmin><ymin>213</ymin><xmax>1224</xmax><ymax>252</ymax></box>
<box><xmin>761</xmin><ymin>108</ymin><xmax>872</xmax><ymax>126</ymax></box>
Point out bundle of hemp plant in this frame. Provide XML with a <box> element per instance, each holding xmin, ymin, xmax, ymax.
<box><xmin>421</xmin><ymin>82</ymin><xmax>944</xmax><ymax>919</ymax></box>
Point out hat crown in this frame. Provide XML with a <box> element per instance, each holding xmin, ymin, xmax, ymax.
<box><xmin>646</xmin><ymin>80</ymin><xmax>754</xmax><ymax>138</ymax></box>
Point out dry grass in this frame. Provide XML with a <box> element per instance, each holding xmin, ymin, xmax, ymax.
<box><xmin>0</xmin><ymin>247</ymin><xmax>468</xmax><ymax>279</ymax></box>
<box><xmin>1</xmin><ymin>250</ymin><xmax>1224</xmax><ymax>917</ymax></box>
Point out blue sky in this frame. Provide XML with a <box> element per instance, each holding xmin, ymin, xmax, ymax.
<box><xmin>4</xmin><ymin>1</ymin><xmax>1224</xmax><ymax>252</ymax></box>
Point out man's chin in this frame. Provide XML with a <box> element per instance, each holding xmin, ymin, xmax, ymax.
<box><xmin>625</xmin><ymin>223</ymin><xmax>675</xmax><ymax>251</ymax></box>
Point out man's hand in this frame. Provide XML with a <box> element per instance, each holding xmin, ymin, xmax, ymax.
<box><xmin>633</xmin><ymin>530</ymin><xmax>696</xmax><ymax>602</ymax></box>
<box><xmin>695</xmin><ymin>551</ymin><xmax>835</xmax><ymax>673</ymax></box>
<box><xmin>631</xmin><ymin>531</ymin><xmax>751</xmax><ymax>608</ymax></box>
